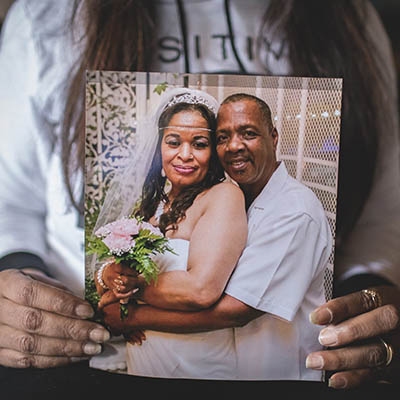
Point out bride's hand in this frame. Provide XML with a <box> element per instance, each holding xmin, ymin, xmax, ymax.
<box><xmin>101</xmin><ymin>262</ymin><xmax>140</xmax><ymax>296</ymax></box>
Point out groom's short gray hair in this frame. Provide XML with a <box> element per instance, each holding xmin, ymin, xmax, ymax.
<box><xmin>220</xmin><ymin>93</ymin><xmax>274</xmax><ymax>132</ymax></box>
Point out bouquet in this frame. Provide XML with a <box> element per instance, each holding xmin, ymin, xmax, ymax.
<box><xmin>86</xmin><ymin>216</ymin><xmax>173</xmax><ymax>319</ymax></box>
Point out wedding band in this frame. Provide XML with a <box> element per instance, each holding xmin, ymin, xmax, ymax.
<box><xmin>380</xmin><ymin>338</ymin><xmax>394</xmax><ymax>367</ymax></box>
<box><xmin>361</xmin><ymin>288</ymin><xmax>382</xmax><ymax>310</ymax></box>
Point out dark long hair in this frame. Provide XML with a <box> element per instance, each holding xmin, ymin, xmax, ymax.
<box><xmin>63</xmin><ymin>0</ymin><xmax>394</xmax><ymax>245</ymax></box>
<box><xmin>135</xmin><ymin>101</ymin><xmax>225</xmax><ymax>234</ymax></box>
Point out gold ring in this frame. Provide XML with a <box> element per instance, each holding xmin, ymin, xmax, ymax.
<box><xmin>361</xmin><ymin>288</ymin><xmax>382</xmax><ymax>310</ymax></box>
<box><xmin>380</xmin><ymin>338</ymin><xmax>394</xmax><ymax>367</ymax></box>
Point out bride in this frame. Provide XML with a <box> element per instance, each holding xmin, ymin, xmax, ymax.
<box><xmin>94</xmin><ymin>87</ymin><xmax>247</xmax><ymax>379</ymax></box>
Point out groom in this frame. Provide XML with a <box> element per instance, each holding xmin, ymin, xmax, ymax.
<box><xmin>103</xmin><ymin>92</ymin><xmax>333</xmax><ymax>380</ymax></box>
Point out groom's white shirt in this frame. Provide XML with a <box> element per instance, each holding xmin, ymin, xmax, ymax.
<box><xmin>225</xmin><ymin>162</ymin><xmax>332</xmax><ymax>380</ymax></box>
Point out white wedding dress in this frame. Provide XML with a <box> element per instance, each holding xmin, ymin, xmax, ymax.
<box><xmin>126</xmin><ymin>238</ymin><xmax>237</xmax><ymax>379</ymax></box>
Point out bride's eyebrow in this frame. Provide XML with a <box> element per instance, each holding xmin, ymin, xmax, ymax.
<box><xmin>192</xmin><ymin>135</ymin><xmax>210</xmax><ymax>141</ymax></box>
<box><xmin>164</xmin><ymin>133</ymin><xmax>210</xmax><ymax>140</ymax></box>
<box><xmin>164</xmin><ymin>133</ymin><xmax>180</xmax><ymax>139</ymax></box>
<box><xmin>159</xmin><ymin>126</ymin><xmax>212</xmax><ymax>131</ymax></box>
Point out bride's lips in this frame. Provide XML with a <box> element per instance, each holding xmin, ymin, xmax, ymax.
<box><xmin>173</xmin><ymin>165</ymin><xmax>198</xmax><ymax>175</ymax></box>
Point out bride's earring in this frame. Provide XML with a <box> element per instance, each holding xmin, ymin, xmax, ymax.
<box><xmin>161</xmin><ymin>168</ymin><xmax>166</xmax><ymax>177</ymax></box>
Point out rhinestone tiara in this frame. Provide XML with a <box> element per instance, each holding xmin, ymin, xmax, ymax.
<box><xmin>165</xmin><ymin>93</ymin><xmax>218</xmax><ymax>115</ymax></box>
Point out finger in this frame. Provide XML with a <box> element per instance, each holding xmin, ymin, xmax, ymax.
<box><xmin>317</xmin><ymin>305</ymin><xmax>399</xmax><ymax>347</ymax></box>
<box><xmin>124</xmin><ymin>330</ymin><xmax>146</xmax><ymax>345</ymax></box>
<box><xmin>0</xmin><ymin>348</ymin><xmax>88</xmax><ymax>369</ymax></box>
<box><xmin>111</xmin><ymin>281</ymin><xmax>127</xmax><ymax>294</ymax></box>
<box><xmin>110</xmin><ymin>275</ymin><xmax>139</xmax><ymax>294</ymax></box>
<box><xmin>21</xmin><ymin>268</ymin><xmax>69</xmax><ymax>291</ymax></box>
<box><xmin>112</xmin><ymin>289</ymin><xmax>139</xmax><ymax>300</ymax></box>
<box><xmin>0</xmin><ymin>297</ymin><xmax>110</xmax><ymax>343</ymax></box>
<box><xmin>98</xmin><ymin>290</ymin><xmax>119</xmax><ymax>310</ymax></box>
<box><xmin>310</xmin><ymin>285</ymin><xmax>397</xmax><ymax>326</ymax></box>
<box><xmin>0</xmin><ymin>323</ymin><xmax>103</xmax><ymax>358</ymax></box>
<box><xmin>328</xmin><ymin>368</ymin><xmax>376</xmax><ymax>389</ymax></box>
<box><xmin>113</xmin><ymin>275</ymin><xmax>139</xmax><ymax>290</ymax></box>
<box><xmin>306</xmin><ymin>340</ymin><xmax>389</xmax><ymax>373</ymax></box>
<box><xmin>310</xmin><ymin>291</ymin><xmax>374</xmax><ymax>326</ymax></box>
<box><xmin>0</xmin><ymin>269</ymin><xmax>94</xmax><ymax>319</ymax></box>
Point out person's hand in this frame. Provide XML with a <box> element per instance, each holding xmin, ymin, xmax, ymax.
<box><xmin>0</xmin><ymin>268</ymin><xmax>111</xmax><ymax>368</ymax></box>
<box><xmin>101</xmin><ymin>300</ymin><xmax>146</xmax><ymax>344</ymax></box>
<box><xmin>100</xmin><ymin>261</ymin><xmax>140</xmax><ymax>298</ymax></box>
<box><xmin>97</xmin><ymin>289</ymin><xmax>120</xmax><ymax>310</ymax></box>
<box><xmin>307</xmin><ymin>285</ymin><xmax>400</xmax><ymax>389</ymax></box>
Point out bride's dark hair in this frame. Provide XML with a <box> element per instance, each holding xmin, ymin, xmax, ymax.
<box><xmin>62</xmin><ymin>0</ymin><xmax>393</xmax><ymax>245</ymax></box>
<box><xmin>135</xmin><ymin>101</ymin><xmax>225</xmax><ymax>234</ymax></box>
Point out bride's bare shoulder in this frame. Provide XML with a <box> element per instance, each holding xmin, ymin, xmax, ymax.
<box><xmin>205</xmin><ymin>181</ymin><xmax>244</xmax><ymax>202</ymax></box>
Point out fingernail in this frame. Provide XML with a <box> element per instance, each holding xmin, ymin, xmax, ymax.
<box><xmin>318</xmin><ymin>327</ymin><xmax>338</xmax><ymax>346</ymax></box>
<box><xmin>89</xmin><ymin>328</ymin><xmax>110</xmax><ymax>343</ymax></box>
<box><xmin>328</xmin><ymin>376</ymin><xmax>347</xmax><ymax>389</ymax></box>
<box><xmin>309</xmin><ymin>307</ymin><xmax>333</xmax><ymax>325</ymax></box>
<box><xmin>305</xmin><ymin>354</ymin><xmax>324</xmax><ymax>369</ymax></box>
<box><xmin>83</xmin><ymin>342</ymin><xmax>102</xmax><ymax>355</ymax></box>
<box><xmin>75</xmin><ymin>304</ymin><xmax>94</xmax><ymax>319</ymax></box>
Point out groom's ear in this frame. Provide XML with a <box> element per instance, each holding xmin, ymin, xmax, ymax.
<box><xmin>271</xmin><ymin>127</ymin><xmax>279</xmax><ymax>149</ymax></box>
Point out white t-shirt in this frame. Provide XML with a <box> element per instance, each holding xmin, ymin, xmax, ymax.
<box><xmin>152</xmin><ymin>0</ymin><xmax>290</xmax><ymax>75</ymax></box>
<box><xmin>0</xmin><ymin>0</ymin><xmax>85</xmax><ymax>295</ymax></box>
<box><xmin>0</xmin><ymin>0</ymin><xmax>399</xmax><ymax>292</ymax></box>
<box><xmin>225</xmin><ymin>162</ymin><xmax>332</xmax><ymax>380</ymax></box>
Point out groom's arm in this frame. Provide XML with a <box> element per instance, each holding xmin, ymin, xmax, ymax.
<box><xmin>102</xmin><ymin>293</ymin><xmax>264</xmax><ymax>334</ymax></box>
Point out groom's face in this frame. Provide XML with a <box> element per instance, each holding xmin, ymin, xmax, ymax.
<box><xmin>216</xmin><ymin>99</ymin><xmax>278</xmax><ymax>198</ymax></box>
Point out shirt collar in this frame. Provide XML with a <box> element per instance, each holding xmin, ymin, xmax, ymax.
<box><xmin>247</xmin><ymin>161</ymin><xmax>288</xmax><ymax>214</ymax></box>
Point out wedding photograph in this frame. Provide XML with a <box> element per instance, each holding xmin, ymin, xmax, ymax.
<box><xmin>85</xmin><ymin>71</ymin><xmax>341</xmax><ymax>380</ymax></box>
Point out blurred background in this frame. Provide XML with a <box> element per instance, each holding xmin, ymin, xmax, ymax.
<box><xmin>1</xmin><ymin>0</ymin><xmax>398</xmax><ymax>70</ymax></box>
<box><xmin>0</xmin><ymin>0</ymin><xmax>399</xmax><ymax>103</ymax></box>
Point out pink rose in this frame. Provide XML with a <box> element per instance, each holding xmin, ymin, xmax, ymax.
<box><xmin>102</xmin><ymin>232</ymin><xmax>136</xmax><ymax>255</ymax></box>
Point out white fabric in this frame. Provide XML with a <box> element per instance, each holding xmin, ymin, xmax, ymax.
<box><xmin>0</xmin><ymin>0</ymin><xmax>398</xmax><ymax>332</ymax></box>
<box><xmin>0</xmin><ymin>0</ymin><xmax>85</xmax><ymax>295</ymax></box>
<box><xmin>225</xmin><ymin>163</ymin><xmax>331</xmax><ymax>380</ymax></box>
<box><xmin>152</xmin><ymin>0</ymin><xmax>290</xmax><ymax>75</ymax></box>
<box><xmin>89</xmin><ymin>336</ymin><xmax>127</xmax><ymax>372</ymax></box>
<box><xmin>126</xmin><ymin>239</ymin><xmax>237</xmax><ymax>379</ymax></box>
